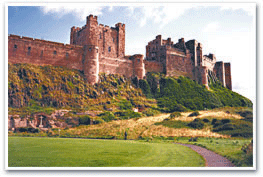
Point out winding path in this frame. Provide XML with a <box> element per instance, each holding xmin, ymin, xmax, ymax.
<box><xmin>177</xmin><ymin>143</ymin><xmax>235</xmax><ymax>167</ymax></box>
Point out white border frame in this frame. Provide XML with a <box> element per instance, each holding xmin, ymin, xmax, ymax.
<box><xmin>5</xmin><ymin>2</ymin><xmax>257</xmax><ymax>171</ymax></box>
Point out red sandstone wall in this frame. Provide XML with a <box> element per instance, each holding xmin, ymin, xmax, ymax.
<box><xmin>214</xmin><ymin>62</ymin><xmax>226</xmax><ymax>87</ymax></box>
<box><xmin>224</xmin><ymin>63</ymin><xmax>232</xmax><ymax>90</ymax></box>
<box><xmin>8</xmin><ymin>35</ymin><xmax>84</xmax><ymax>71</ymax></box>
<box><xmin>144</xmin><ymin>60</ymin><xmax>163</xmax><ymax>73</ymax></box>
<box><xmin>203</xmin><ymin>56</ymin><xmax>216</xmax><ymax>71</ymax></box>
<box><xmin>166</xmin><ymin>49</ymin><xmax>194</xmax><ymax>78</ymax></box>
<box><xmin>99</xmin><ymin>57</ymin><xmax>134</xmax><ymax>77</ymax></box>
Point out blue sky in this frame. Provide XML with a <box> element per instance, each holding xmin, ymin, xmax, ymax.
<box><xmin>8</xmin><ymin>3</ymin><xmax>256</xmax><ymax>102</ymax></box>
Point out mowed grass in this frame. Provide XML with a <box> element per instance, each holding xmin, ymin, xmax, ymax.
<box><xmin>8</xmin><ymin>137</ymin><xmax>205</xmax><ymax>167</ymax></box>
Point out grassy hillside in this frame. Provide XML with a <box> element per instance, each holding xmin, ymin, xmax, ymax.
<box><xmin>8</xmin><ymin>63</ymin><xmax>156</xmax><ymax>116</ymax></box>
<box><xmin>140</xmin><ymin>72</ymin><xmax>252</xmax><ymax>112</ymax></box>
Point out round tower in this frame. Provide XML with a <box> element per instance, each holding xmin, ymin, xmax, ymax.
<box><xmin>132</xmin><ymin>54</ymin><xmax>145</xmax><ymax>79</ymax></box>
<box><xmin>84</xmin><ymin>45</ymin><xmax>99</xmax><ymax>85</ymax></box>
<box><xmin>201</xmin><ymin>66</ymin><xmax>209</xmax><ymax>89</ymax></box>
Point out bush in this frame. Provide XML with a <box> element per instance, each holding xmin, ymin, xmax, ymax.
<box><xmin>189</xmin><ymin>137</ymin><xmax>198</xmax><ymax>142</ymax></box>
<box><xmin>211</xmin><ymin>118</ymin><xmax>218</xmax><ymax>125</ymax></box>
<box><xmin>99</xmin><ymin>111</ymin><xmax>116</xmax><ymax>122</ymax></box>
<box><xmin>187</xmin><ymin>118</ymin><xmax>204</xmax><ymax>129</ymax></box>
<box><xmin>139</xmin><ymin>79</ymin><xmax>152</xmax><ymax>98</ymax></box>
<box><xmin>78</xmin><ymin>115</ymin><xmax>91</xmax><ymax>125</ymax></box>
<box><xmin>17</xmin><ymin>127</ymin><xmax>28</xmax><ymax>132</ymax></box>
<box><xmin>188</xmin><ymin>111</ymin><xmax>200</xmax><ymax>117</ymax></box>
<box><xmin>212</xmin><ymin>119</ymin><xmax>253</xmax><ymax>138</ymax></box>
<box><xmin>221</xmin><ymin>119</ymin><xmax>231</xmax><ymax>124</ymax></box>
<box><xmin>114</xmin><ymin>110</ymin><xmax>142</xmax><ymax>120</ymax></box>
<box><xmin>170</xmin><ymin>112</ymin><xmax>182</xmax><ymax>118</ymax></box>
<box><xmin>202</xmin><ymin>118</ymin><xmax>210</xmax><ymax>123</ymax></box>
<box><xmin>117</xmin><ymin>99</ymin><xmax>133</xmax><ymax>110</ymax></box>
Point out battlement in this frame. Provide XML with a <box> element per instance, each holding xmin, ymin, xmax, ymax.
<box><xmin>115</xmin><ymin>22</ymin><xmax>125</xmax><ymax>28</ymax></box>
<box><xmin>87</xmin><ymin>14</ymin><xmax>98</xmax><ymax>21</ymax></box>
<box><xmin>205</xmin><ymin>53</ymin><xmax>216</xmax><ymax>60</ymax></box>
<box><xmin>9</xmin><ymin>34</ymin><xmax>83</xmax><ymax>49</ymax></box>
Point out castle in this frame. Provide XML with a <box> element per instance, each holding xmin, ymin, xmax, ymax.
<box><xmin>8</xmin><ymin>14</ymin><xmax>232</xmax><ymax>90</ymax></box>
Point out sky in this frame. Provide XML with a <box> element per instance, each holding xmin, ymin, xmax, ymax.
<box><xmin>7</xmin><ymin>3</ymin><xmax>256</xmax><ymax>103</ymax></box>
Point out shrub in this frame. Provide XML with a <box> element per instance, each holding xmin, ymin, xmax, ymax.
<box><xmin>221</xmin><ymin>119</ymin><xmax>231</xmax><ymax>124</ymax></box>
<box><xmin>202</xmin><ymin>118</ymin><xmax>210</xmax><ymax>123</ymax></box>
<box><xmin>170</xmin><ymin>112</ymin><xmax>182</xmax><ymax>118</ymax></box>
<box><xmin>211</xmin><ymin>118</ymin><xmax>218</xmax><ymax>125</ymax></box>
<box><xmin>212</xmin><ymin>119</ymin><xmax>253</xmax><ymax>138</ymax></box>
<box><xmin>188</xmin><ymin>111</ymin><xmax>200</xmax><ymax>117</ymax></box>
<box><xmin>17</xmin><ymin>127</ymin><xmax>28</xmax><ymax>132</ymax></box>
<box><xmin>189</xmin><ymin>137</ymin><xmax>198</xmax><ymax>142</ymax></box>
<box><xmin>99</xmin><ymin>111</ymin><xmax>116</xmax><ymax>122</ymax></box>
<box><xmin>114</xmin><ymin>110</ymin><xmax>142</xmax><ymax>120</ymax></box>
<box><xmin>187</xmin><ymin>118</ymin><xmax>204</xmax><ymax>129</ymax></box>
<box><xmin>139</xmin><ymin>79</ymin><xmax>152</xmax><ymax>98</ymax></box>
<box><xmin>117</xmin><ymin>99</ymin><xmax>132</xmax><ymax>110</ymax></box>
<box><xmin>78</xmin><ymin>115</ymin><xmax>91</xmax><ymax>125</ymax></box>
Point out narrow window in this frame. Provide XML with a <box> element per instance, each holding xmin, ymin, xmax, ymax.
<box><xmin>14</xmin><ymin>44</ymin><xmax>17</xmax><ymax>49</ymax></box>
<box><xmin>112</xmin><ymin>37</ymin><xmax>114</xmax><ymax>42</ymax></box>
<box><xmin>99</xmin><ymin>33</ymin><xmax>102</xmax><ymax>39</ymax></box>
<box><xmin>108</xmin><ymin>46</ymin><xmax>111</xmax><ymax>52</ymax></box>
<box><xmin>137</xmin><ymin>59</ymin><xmax>140</xmax><ymax>63</ymax></box>
<box><xmin>40</xmin><ymin>50</ymin><xmax>43</xmax><ymax>57</ymax></box>
<box><xmin>27</xmin><ymin>47</ymin><xmax>31</xmax><ymax>55</ymax></box>
<box><xmin>53</xmin><ymin>51</ymin><xmax>57</xmax><ymax>55</ymax></box>
<box><xmin>89</xmin><ymin>48</ymin><xmax>92</xmax><ymax>52</ymax></box>
<box><xmin>66</xmin><ymin>53</ymin><xmax>69</xmax><ymax>57</ymax></box>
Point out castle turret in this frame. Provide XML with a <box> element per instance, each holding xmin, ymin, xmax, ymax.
<box><xmin>201</xmin><ymin>66</ymin><xmax>209</xmax><ymax>89</ymax></box>
<box><xmin>224</xmin><ymin>63</ymin><xmax>232</xmax><ymax>90</ymax></box>
<box><xmin>86</xmin><ymin>15</ymin><xmax>99</xmax><ymax>46</ymax></box>
<box><xmin>83</xmin><ymin>45</ymin><xmax>99</xmax><ymax>85</ymax></box>
<box><xmin>70</xmin><ymin>26</ymin><xmax>76</xmax><ymax>45</ymax></box>
<box><xmin>214</xmin><ymin>61</ymin><xmax>226</xmax><ymax>87</ymax></box>
<box><xmin>132</xmin><ymin>54</ymin><xmax>145</xmax><ymax>79</ymax></box>
<box><xmin>115</xmin><ymin>23</ymin><xmax>125</xmax><ymax>58</ymax></box>
<box><xmin>197</xmin><ymin>43</ymin><xmax>203</xmax><ymax>66</ymax></box>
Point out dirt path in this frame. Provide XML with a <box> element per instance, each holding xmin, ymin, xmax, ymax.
<box><xmin>177</xmin><ymin>143</ymin><xmax>235</xmax><ymax>167</ymax></box>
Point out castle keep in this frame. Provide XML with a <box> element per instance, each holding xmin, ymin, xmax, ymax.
<box><xmin>8</xmin><ymin>14</ymin><xmax>232</xmax><ymax>90</ymax></box>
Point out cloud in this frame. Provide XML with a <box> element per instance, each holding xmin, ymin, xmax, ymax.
<box><xmin>126</xmin><ymin>5</ymin><xmax>194</xmax><ymax>28</ymax></box>
<box><xmin>219</xmin><ymin>5</ymin><xmax>255</xmax><ymax>16</ymax></box>
<box><xmin>40</xmin><ymin>5</ymin><xmax>105</xmax><ymax>21</ymax></box>
<box><xmin>203</xmin><ymin>22</ymin><xmax>220</xmax><ymax>33</ymax></box>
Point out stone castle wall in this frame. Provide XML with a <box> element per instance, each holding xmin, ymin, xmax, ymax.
<box><xmin>8</xmin><ymin>35</ymin><xmax>84</xmax><ymax>71</ymax></box>
<box><xmin>8</xmin><ymin>14</ymin><xmax>232</xmax><ymax>90</ymax></box>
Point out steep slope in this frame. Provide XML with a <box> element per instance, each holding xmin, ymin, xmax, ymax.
<box><xmin>8</xmin><ymin>63</ymin><xmax>155</xmax><ymax>113</ymax></box>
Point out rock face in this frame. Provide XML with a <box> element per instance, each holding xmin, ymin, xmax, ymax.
<box><xmin>8</xmin><ymin>109</ymin><xmax>102</xmax><ymax>131</ymax></box>
<box><xmin>8</xmin><ymin>14</ymin><xmax>232</xmax><ymax>89</ymax></box>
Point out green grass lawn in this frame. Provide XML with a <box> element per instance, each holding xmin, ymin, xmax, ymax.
<box><xmin>8</xmin><ymin>137</ymin><xmax>205</xmax><ymax>167</ymax></box>
<box><xmin>176</xmin><ymin>137</ymin><xmax>252</xmax><ymax>167</ymax></box>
